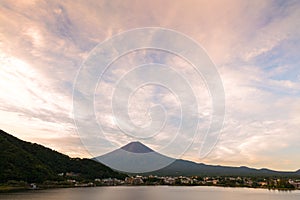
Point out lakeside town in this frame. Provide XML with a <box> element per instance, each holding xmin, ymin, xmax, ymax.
<box><xmin>65</xmin><ymin>175</ymin><xmax>300</xmax><ymax>190</ymax></box>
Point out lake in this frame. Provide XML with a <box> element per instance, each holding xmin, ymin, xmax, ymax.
<box><xmin>0</xmin><ymin>186</ymin><xmax>299</xmax><ymax>200</ymax></box>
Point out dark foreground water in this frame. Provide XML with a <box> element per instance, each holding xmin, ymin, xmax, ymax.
<box><xmin>0</xmin><ymin>186</ymin><xmax>299</xmax><ymax>200</ymax></box>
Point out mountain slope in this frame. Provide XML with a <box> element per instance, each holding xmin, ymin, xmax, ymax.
<box><xmin>0</xmin><ymin>130</ymin><xmax>126</xmax><ymax>183</ymax></box>
<box><xmin>148</xmin><ymin>159</ymin><xmax>300</xmax><ymax>177</ymax></box>
<box><xmin>121</xmin><ymin>141</ymin><xmax>154</xmax><ymax>153</ymax></box>
<box><xmin>95</xmin><ymin>142</ymin><xmax>175</xmax><ymax>173</ymax></box>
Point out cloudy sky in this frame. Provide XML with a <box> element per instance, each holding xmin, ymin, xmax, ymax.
<box><xmin>1</xmin><ymin>0</ymin><xmax>300</xmax><ymax>171</ymax></box>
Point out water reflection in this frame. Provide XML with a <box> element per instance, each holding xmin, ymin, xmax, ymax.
<box><xmin>0</xmin><ymin>186</ymin><xmax>299</xmax><ymax>200</ymax></box>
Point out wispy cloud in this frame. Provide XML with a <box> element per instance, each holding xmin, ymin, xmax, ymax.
<box><xmin>0</xmin><ymin>0</ymin><xmax>299</xmax><ymax>171</ymax></box>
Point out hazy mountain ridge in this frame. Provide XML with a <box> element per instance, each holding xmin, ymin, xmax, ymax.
<box><xmin>148</xmin><ymin>159</ymin><xmax>300</xmax><ymax>177</ymax></box>
<box><xmin>96</xmin><ymin>142</ymin><xmax>300</xmax><ymax>177</ymax></box>
<box><xmin>0</xmin><ymin>130</ymin><xmax>126</xmax><ymax>183</ymax></box>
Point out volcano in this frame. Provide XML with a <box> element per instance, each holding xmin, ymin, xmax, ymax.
<box><xmin>120</xmin><ymin>141</ymin><xmax>154</xmax><ymax>153</ymax></box>
<box><xmin>94</xmin><ymin>142</ymin><xmax>300</xmax><ymax>177</ymax></box>
<box><xmin>94</xmin><ymin>142</ymin><xmax>174</xmax><ymax>173</ymax></box>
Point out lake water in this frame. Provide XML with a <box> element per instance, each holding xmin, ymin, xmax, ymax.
<box><xmin>0</xmin><ymin>186</ymin><xmax>299</xmax><ymax>200</ymax></box>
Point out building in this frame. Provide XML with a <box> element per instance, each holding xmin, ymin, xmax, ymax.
<box><xmin>289</xmin><ymin>180</ymin><xmax>300</xmax><ymax>189</ymax></box>
<box><xmin>125</xmin><ymin>176</ymin><xmax>144</xmax><ymax>185</ymax></box>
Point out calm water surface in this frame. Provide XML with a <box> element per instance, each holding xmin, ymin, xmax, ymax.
<box><xmin>0</xmin><ymin>186</ymin><xmax>299</xmax><ymax>200</ymax></box>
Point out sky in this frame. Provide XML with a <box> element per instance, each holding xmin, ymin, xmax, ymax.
<box><xmin>0</xmin><ymin>0</ymin><xmax>300</xmax><ymax>171</ymax></box>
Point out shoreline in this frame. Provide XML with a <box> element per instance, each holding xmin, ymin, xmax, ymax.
<box><xmin>1</xmin><ymin>183</ymin><xmax>298</xmax><ymax>194</ymax></box>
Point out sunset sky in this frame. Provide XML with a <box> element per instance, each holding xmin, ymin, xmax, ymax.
<box><xmin>1</xmin><ymin>0</ymin><xmax>300</xmax><ymax>171</ymax></box>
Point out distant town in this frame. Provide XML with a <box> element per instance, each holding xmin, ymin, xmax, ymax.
<box><xmin>65</xmin><ymin>175</ymin><xmax>300</xmax><ymax>190</ymax></box>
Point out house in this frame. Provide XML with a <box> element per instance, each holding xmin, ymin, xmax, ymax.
<box><xmin>289</xmin><ymin>180</ymin><xmax>300</xmax><ymax>189</ymax></box>
<box><xmin>125</xmin><ymin>176</ymin><xmax>144</xmax><ymax>185</ymax></box>
<box><xmin>258</xmin><ymin>182</ymin><xmax>268</xmax><ymax>186</ymax></box>
<box><xmin>163</xmin><ymin>177</ymin><xmax>175</xmax><ymax>185</ymax></box>
<box><xmin>30</xmin><ymin>183</ymin><xmax>37</xmax><ymax>189</ymax></box>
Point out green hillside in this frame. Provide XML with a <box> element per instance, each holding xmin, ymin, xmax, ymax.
<box><xmin>0</xmin><ymin>130</ymin><xmax>126</xmax><ymax>183</ymax></box>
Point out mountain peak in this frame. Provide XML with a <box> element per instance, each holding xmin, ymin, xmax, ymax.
<box><xmin>121</xmin><ymin>141</ymin><xmax>154</xmax><ymax>153</ymax></box>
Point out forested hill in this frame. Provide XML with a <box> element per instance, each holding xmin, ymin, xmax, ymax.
<box><xmin>0</xmin><ymin>130</ymin><xmax>126</xmax><ymax>183</ymax></box>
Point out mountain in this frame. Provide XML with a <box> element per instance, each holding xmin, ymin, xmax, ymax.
<box><xmin>121</xmin><ymin>141</ymin><xmax>154</xmax><ymax>153</ymax></box>
<box><xmin>149</xmin><ymin>160</ymin><xmax>300</xmax><ymax>177</ymax></box>
<box><xmin>0</xmin><ymin>130</ymin><xmax>126</xmax><ymax>183</ymax></box>
<box><xmin>95</xmin><ymin>142</ymin><xmax>175</xmax><ymax>173</ymax></box>
<box><xmin>95</xmin><ymin>141</ymin><xmax>300</xmax><ymax>177</ymax></box>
